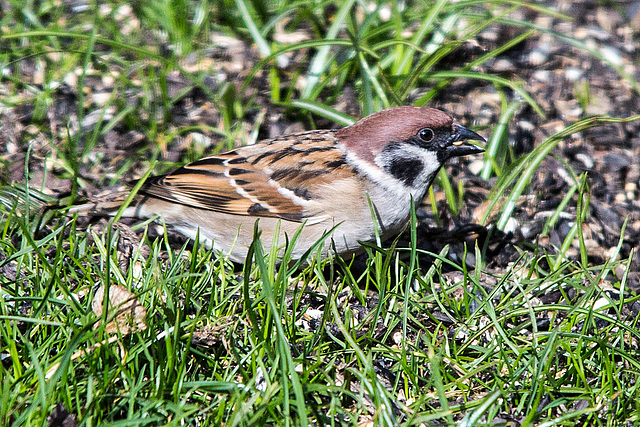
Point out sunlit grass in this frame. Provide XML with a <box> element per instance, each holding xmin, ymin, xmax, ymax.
<box><xmin>1</xmin><ymin>0</ymin><xmax>640</xmax><ymax>425</ymax></box>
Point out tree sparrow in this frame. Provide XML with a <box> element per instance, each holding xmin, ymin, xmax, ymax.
<box><xmin>74</xmin><ymin>106</ymin><xmax>485</xmax><ymax>262</ymax></box>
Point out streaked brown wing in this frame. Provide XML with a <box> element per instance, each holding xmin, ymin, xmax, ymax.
<box><xmin>135</xmin><ymin>130</ymin><xmax>352</xmax><ymax>222</ymax></box>
<box><xmin>138</xmin><ymin>158</ymin><xmax>307</xmax><ymax>222</ymax></box>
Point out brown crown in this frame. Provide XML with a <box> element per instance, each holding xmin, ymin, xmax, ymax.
<box><xmin>336</xmin><ymin>106</ymin><xmax>454</xmax><ymax>163</ymax></box>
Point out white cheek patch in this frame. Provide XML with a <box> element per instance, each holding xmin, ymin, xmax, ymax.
<box><xmin>346</xmin><ymin>151</ymin><xmax>401</xmax><ymax>190</ymax></box>
<box><xmin>405</xmin><ymin>146</ymin><xmax>440</xmax><ymax>177</ymax></box>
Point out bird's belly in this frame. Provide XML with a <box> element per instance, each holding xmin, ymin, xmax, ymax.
<box><xmin>136</xmin><ymin>197</ymin><xmax>410</xmax><ymax>263</ymax></box>
<box><xmin>152</xmin><ymin>208</ymin><xmax>381</xmax><ymax>263</ymax></box>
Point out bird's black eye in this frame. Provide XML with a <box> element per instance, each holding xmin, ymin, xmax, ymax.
<box><xmin>418</xmin><ymin>128</ymin><xmax>434</xmax><ymax>142</ymax></box>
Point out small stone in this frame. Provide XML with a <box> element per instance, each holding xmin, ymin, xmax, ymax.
<box><xmin>468</xmin><ymin>159</ymin><xmax>484</xmax><ymax>175</ymax></box>
<box><xmin>575</xmin><ymin>153</ymin><xmax>594</xmax><ymax>169</ymax></box>
<box><xmin>565</xmin><ymin>67</ymin><xmax>583</xmax><ymax>81</ymax></box>
<box><xmin>306</xmin><ymin>309</ymin><xmax>323</xmax><ymax>319</ymax></box>
<box><xmin>493</xmin><ymin>59</ymin><xmax>514</xmax><ymax>72</ymax></box>
<box><xmin>503</xmin><ymin>217</ymin><xmax>518</xmax><ymax>234</ymax></box>
<box><xmin>378</xmin><ymin>4</ymin><xmax>392</xmax><ymax>21</ymax></box>
<box><xmin>92</xmin><ymin>92</ymin><xmax>111</xmax><ymax>106</ymax></box>
<box><xmin>528</xmin><ymin>42</ymin><xmax>551</xmax><ymax>65</ymax></box>
<box><xmin>70</xmin><ymin>2</ymin><xmax>89</xmax><ymax>13</ymax></box>
<box><xmin>582</xmin><ymin>239</ymin><xmax>600</xmax><ymax>253</ymax></box>
<box><xmin>99</xmin><ymin>3</ymin><xmax>112</xmax><ymax>16</ymax></box>
<box><xmin>392</xmin><ymin>331</ymin><xmax>403</xmax><ymax>345</ymax></box>
<box><xmin>533</xmin><ymin>69</ymin><xmax>551</xmax><ymax>82</ymax></box>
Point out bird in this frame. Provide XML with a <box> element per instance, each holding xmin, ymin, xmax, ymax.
<box><xmin>71</xmin><ymin>106</ymin><xmax>485</xmax><ymax>263</ymax></box>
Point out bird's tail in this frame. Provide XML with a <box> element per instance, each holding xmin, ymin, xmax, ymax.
<box><xmin>0</xmin><ymin>184</ymin><xmax>57</xmax><ymax>214</ymax></box>
<box><xmin>0</xmin><ymin>184</ymin><xmax>132</xmax><ymax>220</ymax></box>
<box><xmin>65</xmin><ymin>192</ymin><xmax>132</xmax><ymax>217</ymax></box>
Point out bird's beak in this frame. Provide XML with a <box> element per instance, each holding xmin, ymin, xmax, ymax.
<box><xmin>448</xmin><ymin>124</ymin><xmax>486</xmax><ymax>157</ymax></box>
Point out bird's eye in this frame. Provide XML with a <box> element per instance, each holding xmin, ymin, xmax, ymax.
<box><xmin>418</xmin><ymin>128</ymin><xmax>434</xmax><ymax>142</ymax></box>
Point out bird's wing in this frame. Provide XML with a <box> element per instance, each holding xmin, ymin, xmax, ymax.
<box><xmin>136</xmin><ymin>130</ymin><xmax>354</xmax><ymax>222</ymax></box>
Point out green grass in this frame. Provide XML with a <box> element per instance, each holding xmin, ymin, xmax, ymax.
<box><xmin>2</xmin><ymin>190</ymin><xmax>639</xmax><ymax>425</ymax></box>
<box><xmin>1</xmin><ymin>0</ymin><xmax>640</xmax><ymax>425</ymax></box>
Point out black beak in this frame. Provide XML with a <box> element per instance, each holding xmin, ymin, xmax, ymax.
<box><xmin>447</xmin><ymin>124</ymin><xmax>485</xmax><ymax>158</ymax></box>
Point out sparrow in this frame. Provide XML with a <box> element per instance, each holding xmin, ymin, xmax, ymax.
<box><xmin>72</xmin><ymin>106</ymin><xmax>485</xmax><ymax>262</ymax></box>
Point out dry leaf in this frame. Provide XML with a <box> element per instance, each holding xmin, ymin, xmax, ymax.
<box><xmin>92</xmin><ymin>285</ymin><xmax>147</xmax><ymax>335</ymax></box>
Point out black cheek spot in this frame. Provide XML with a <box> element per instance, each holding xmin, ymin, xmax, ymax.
<box><xmin>387</xmin><ymin>158</ymin><xmax>424</xmax><ymax>187</ymax></box>
<box><xmin>234</xmin><ymin>179</ymin><xmax>250</xmax><ymax>186</ymax></box>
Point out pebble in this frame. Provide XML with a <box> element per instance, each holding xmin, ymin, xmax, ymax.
<box><xmin>392</xmin><ymin>331</ymin><xmax>403</xmax><ymax>346</ymax></box>
<box><xmin>493</xmin><ymin>59</ymin><xmax>514</xmax><ymax>72</ymax></box>
<box><xmin>603</xmin><ymin>152</ymin><xmax>630</xmax><ymax>170</ymax></box>
<box><xmin>503</xmin><ymin>217</ymin><xmax>518</xmax><ymax>234</ymax></box>
<box><xmin>582</xmin><ymin>238</ymin><xmax>600</xmax><ymax>253</ymax></box>
<box><xmin>575</xmin><ymin>153</ymin><xmax>594</xmax><ymax>169</ymax></box>
<box><xmin>63</xmin><ymin>72</ymin><xmax>78</xmax><ymax>88</ymax></box>
<box><xmin>378</xmin><ymin>4</ymin><xmax>392</xmax><ymax>21</ymax></box>
<box><xmin>305</xmin><ymin>309</ymin><xmax>323</xmax><ymax>319</ymax></box>
<box><xmin>82</xmin><ymin>107</ymin><xmax>115</xmax><ymax>130</ymax></box>
<box><xmin>91</xmin><ymin>92</ymin><xmax>111</xmax><ymax>106</ymax></box>
<box><xmin>528</xmin><ymin>42</ymin><xmax>551</xmax><ymax>65</ymax></box>
<box><xmin>6</xmin><ymin>142</ymin><xmax>17</xmax><ymax>154</ymax></box>
<box><xmin>99</xmin><ymin>3</ymin><xmax>112</xmax><ymax>16</ymax></box>
<box><xmin>520</xmin><ymin>223</ymin><xmax>535</xmax><ymax>239</ymax></box>
<box><xmin>565</xmin><ymin>67</ymin><xmax>584</xmax><ymax>81</ymax></box>
<box><xmin>468</xmin><ymin>159</ymin><xmax>484</xmax><ymax>175</ymax></box>
<box><xmin>533</xmin><ymin>70</ymin><xmax>551</xmax><ymax>82</ymax></box>
<box><xmin>70</xmin><ymin>2</ymin><xmax>90</xmax><ymax>13</ymax></box>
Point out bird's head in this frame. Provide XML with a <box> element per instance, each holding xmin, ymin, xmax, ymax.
<box><xmin>337</xmin><ymin>106</ymin><xmax>485</xmax><ymax>188</ymax></box>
